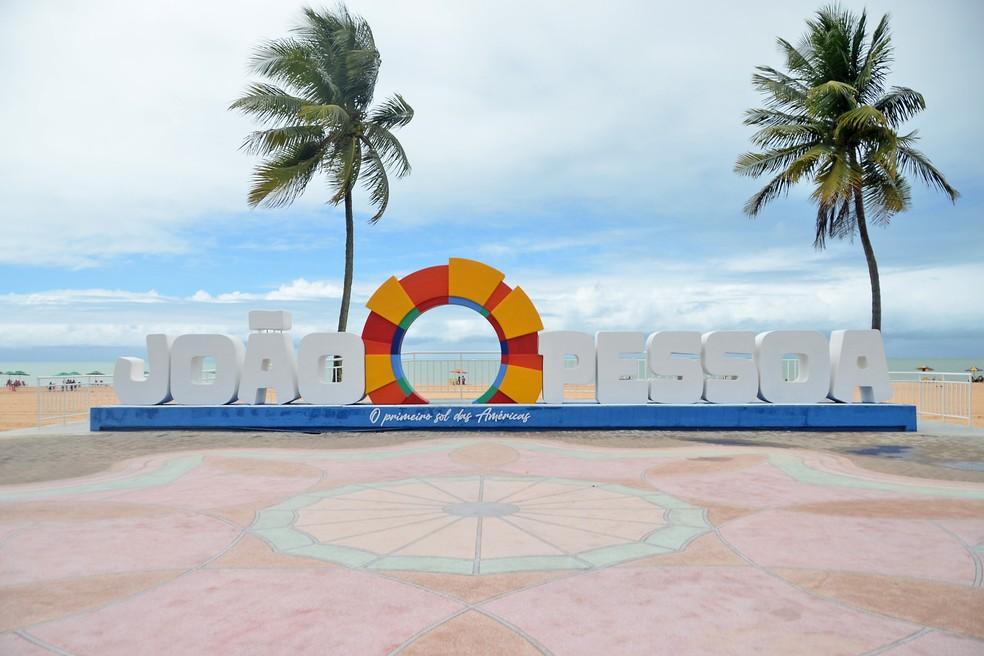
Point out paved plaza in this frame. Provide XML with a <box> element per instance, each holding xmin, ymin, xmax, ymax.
<box><xmin>1</xmin><ymin>435</ymin><xmax>983</xmax><ymax>655</ymax></box>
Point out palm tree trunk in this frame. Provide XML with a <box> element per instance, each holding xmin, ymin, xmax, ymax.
<box><xmin>337</xmin><ymin>190</ymin><xmax>354</xmax><ymax>333</ymax></box>
<box><xmin>853</xmin><ymin>188</ymin><xmax>881</xmax><ymax>331</ymax></box>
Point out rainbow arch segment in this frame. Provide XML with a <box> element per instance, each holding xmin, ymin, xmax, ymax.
<box><xmin>361</xmin><ymin>258</ymin><xmax>544</xmax><ymax>404</ymax></box>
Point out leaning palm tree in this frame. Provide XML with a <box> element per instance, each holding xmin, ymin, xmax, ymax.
<box><xmin>735</xmin><ymin>5</ymin><xmax>958</xmax><ymax>330</ymax></box>
<box><xmin>231</xmin><ymin>5</ymin><xmax>413</xmax><ymax>331</ymax></box>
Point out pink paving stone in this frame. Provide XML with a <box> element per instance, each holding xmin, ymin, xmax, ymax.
<box><xmin>30</xmin><ymin>568</ymin><xmax>463</xmax><ymax>656</ymax></box>
<box><xmin>501</xmin><ymin>451</ymin><xmax>673</xmax><ymax>481</ymax></box>
<box><xmin>482</xmin><ymin>566</ymin><xmax>916</xmax><ymax>656</ymax></box>
<box><xmin>0</xmin><ymin>512</ymin><xmax>239</xmax><ymax>585</ymax></box>
<box><xmin>107</xmin><ymin>469</ymin><xmax>318</xmax><ymax>509</ymax></box>
<box><xmin>883</xmin><ymin>630</ymin><xmax>984</xmax><ymax>655</ymax></box>
<box><xmin>0</xmin><ymin>632</ymin><xmax>54</xmax><ymax>656</ymax></box>
<box><xmin>935</xmin><ymin>518</ymin><xmax>984</xmax><ymax>546</ymax></box>
<box><xmin>648</xmin><ymin>461</ymin><xmax>906</xmax><ymax>508</ymax></box>
<box><xmin>719</xmin><ymin>510</ymin><xmax>976</xmax><ymax>584</ymax></box>
<box><xmin>309</xmin><ymin>451</ymin><xmax>480</xmax><ymax>481</ymax></box>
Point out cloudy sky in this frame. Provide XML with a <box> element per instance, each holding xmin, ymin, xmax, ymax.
<box><xmin>1</xmin><ymin>0</ymin><xmax>981</xmax><ymax>360</ymax></box>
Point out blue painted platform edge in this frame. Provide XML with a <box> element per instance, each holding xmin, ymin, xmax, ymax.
<box><xmin>90</xmin><ymin>403</ymin><xmax>917</xmax><ymax>432</ymax></box>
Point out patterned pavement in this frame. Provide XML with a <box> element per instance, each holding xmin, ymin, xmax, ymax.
<box><xmin>1</xmin><ymin>438</ymin><xmax>983</xmax><ymax>655</ymax></box>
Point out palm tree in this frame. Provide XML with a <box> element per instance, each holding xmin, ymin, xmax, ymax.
<box><xmin>231</xmin><ymin>5</ymin><xmax>413</xmax><ymax>332</ymax></box>
<box><xmin>735</xmin><ymin>5</ymin><xmax>958</xmax><ymax>330</ymax></box>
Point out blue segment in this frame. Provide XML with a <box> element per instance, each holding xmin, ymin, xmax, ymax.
<box><xmin>448</xmin><ymin>296</ymin><xmax>488</xmax><ymax>314</ymax></box>
<box><xmin>499</xmin><ymin>340</ymin><xmax>508</xmax><ymax>355</ymax></box>
<box><xmin>91</xmin><ymin>403</ymin><xmax>917</xmax><ymax>432</ymax></box>
<box><xmin>491</xmin><ymin>362</ymin><xmax>507</xmax><ymax>390</ymax></box>
<box><xmin>392</xmin><ymin>326</ymin><xmax>406</xmax><ymax>353</ymax></box>
<box><xmin>391</xmin><ymin>351</ymin><xmax>406</xmax><ymax>383</ymax></box>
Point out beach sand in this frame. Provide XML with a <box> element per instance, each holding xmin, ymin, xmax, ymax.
<box><xmin>0</xmin><ymin>387</ymin><xmax>118</xmax><ymax>431</ymax></box>
<box><xmin>2</xmin><ymin>383</ymin><xmax>982</xmax><ymax>432</ymax></box>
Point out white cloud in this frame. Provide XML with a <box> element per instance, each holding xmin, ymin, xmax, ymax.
<box><xmin>1</xmin><ymin>289</ymin><xmax>169</xmax><ymax>305</ymax></box>
<box><xmin>3</xmin><ymin>259</ymin><xmax>976</xmax><ymax>354</ymax></box>
<box><xmin>1</xmin><ymin>0</ymin><xmax>976</xmax><ymax>264</ymax></box>
<box><xmin>266</xmin><ymin>278</ymin><xmax>343</xmax><ymax>301</ymax></box>
<box><xmin>189</xmin><ymin>278</ymin><xmax>344</xmax><ymax>303</ymax></box>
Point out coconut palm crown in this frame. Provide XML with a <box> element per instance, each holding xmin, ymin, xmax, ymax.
<box><xmin>231</xmin><ymin>5</ymin><xmax>413</xmax><ymax>331</ymax></box>
<box><xmin>735</xmin><ymin>4</ymin><xmax>958</xmax><ymax>330</ymax></box>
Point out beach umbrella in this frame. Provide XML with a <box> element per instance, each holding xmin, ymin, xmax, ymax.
<box><xmin>966</xmin><ymin>367</ymin><xmax>981</xmax><ymax>373</ymax></box>
<box><xmin>57</xmin><ymin>371</ymin><xmax>81</xmax><ymax>376</ymax></box>
<box><xmin>86</xmin><ymin>370</ymin><xmax>105</xmax><ymax>375</ymax></box>
<box><xmin>10</xmin><ymin>370</ymin><xmax>28</xmax><ymax>376</ymax></box>
<box><xmin>916</xmin><ymin>365</ymin><xmax>934</xmax><ymax>372</ymax></box>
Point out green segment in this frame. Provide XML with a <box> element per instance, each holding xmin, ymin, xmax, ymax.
<box><xmin>474</xmin><ymin>386</ymin><xmax>498</xmax><ymax>403</ymax></box>
<box><xmin>398</xmin><ymin>308</ymin><xmax>420</xmax><ymax>329</ymax></box>
<box><xmin>396</xmin><ymin>377</ymin><xmax>414</xmax><ymax>395</ymax></box>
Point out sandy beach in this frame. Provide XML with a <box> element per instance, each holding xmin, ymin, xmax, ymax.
<box><xmin>0</xmin><ymin>387</ymin><xmax>118</xmax><ymax>431</ymax></box>
<box><xmin>2</xmin><ymin>384</ymin><xmax>982</xmax><ymax>432</ymax></box>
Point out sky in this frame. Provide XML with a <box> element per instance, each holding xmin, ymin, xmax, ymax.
<box><xmin>1</xmin><ymin>0</ymin><xmax>982</xmax><ymax>360</ymax></box>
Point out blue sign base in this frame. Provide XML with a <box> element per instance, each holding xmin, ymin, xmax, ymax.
<box><xmin>90</xmin><ymin>403</ymin><xmax>916</xmax><ymax>432</ymax></box>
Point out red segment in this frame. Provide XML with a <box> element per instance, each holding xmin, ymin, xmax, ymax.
<box><xmin>483</xmin><ymin>281</ymin><xmax>513</xmax><ymax>312</ymax></box>
<box><xmin>487</xmin><ymin>316</ymin><xmax>506</xmax><ymax>342</ymax></box>
<box><xmin>368</xmin><ymin>380</ymin><xmax>410</xmax><ymax>405</ymax></box>
<box><xmin>487</xmin><ymin>390</ymin><xmax>516</xmax><ymax>404</ymax></box>
<box><xmin>403</xmin><ymin>392</ymin><xmax>428</xmax><ymax>404</ymax></box>
<box><xmin>504</xmin><ymin>353</ymin><xmax>543</xmax><ymax>371</ymax></box>
<box><xmin>362</xmin><ymin>312</ymin><xmax>398</xmax><ymax>344</ymax></box>
<box><xmin>400</xmin><ymin>265</ymin><xmax>449</xmax><ymax>306</ymax></box>
<box><xmin>506</xmin><ymin>333</ymin><xmax>539</xmax><ymax>355</ymax></box>
<box><xmin>416</xmin><ymin>297</ymin><xmax>448</xmax><ymax>314</ymax></box>
<box><xmin>363</xmin><ymin>339</ymin><xmax>392</xmax><ymax>355</ymax></box>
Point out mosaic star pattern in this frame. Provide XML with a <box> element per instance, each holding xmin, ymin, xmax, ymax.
<box><xmin>1</xmin><ymin>439</ymin><xmax>984</xmax><ymax>655</ymax></box>
<box><xmin>253</xmin><ymin>474</ymin><xmax>707</xmax><ymax>574</ymax></box>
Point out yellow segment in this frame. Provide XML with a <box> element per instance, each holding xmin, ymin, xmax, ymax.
<box><xmin>490</xmin><ymin>287</ymin><xmax>544</xmax><ymax>340</ymax></box>
<box><xmin>448</xmin><ymin>257</ymin><xmax>505</xmax><ymax>305</ymax></box>
<box><xmin>365</xmin><ymin>354</ymin><xmax>397</xmax><ymax>393</ymax></box>
<box><xmin>499</xmin><ymin>364</ymin><xmax>542</xmax><ymax>403</ymax></box>
<box><xmin>366</xmin><ymin>276</ymin><xmax>416</xmax><ymax>326</ymax></box>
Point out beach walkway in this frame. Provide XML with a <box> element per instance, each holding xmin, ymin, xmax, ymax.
<box><xmin>1</xmin><ymin>434</ymin><xmax>983</xmax><ymax>655</ymax></box>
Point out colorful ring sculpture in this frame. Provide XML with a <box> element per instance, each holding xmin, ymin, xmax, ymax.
<box><xmin>362</xmin><ymin>258</ymin><xmax>544</xmax><ymax>404</ymax></box>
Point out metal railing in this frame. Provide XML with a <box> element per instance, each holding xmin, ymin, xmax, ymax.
<box><xmin>36</xmin><ymin>375</ymin><xmax>116</xmax><ymax>427</ymax></box>
<box><xmin>888</xmin><ymin>371</ymin><xmax>973</xmax><ymax>425</ymax></box>
<box><xmin>22</xmin><ymin>359</ymin><xmax>977</xmax><ymax>428</ymax></box>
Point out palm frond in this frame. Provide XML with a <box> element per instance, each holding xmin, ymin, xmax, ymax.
<box><xmin>750</xmin><ymin>124</ymin><xmax>820</xmax><ymax>149</ymax></box>
<box><xmin>248</xmin><ymin>141</ymin><xmax>324</xmax><ymax>208</ymax></box>
<box><xmin>735</xmin><ymin>144</ymin><xmax>812</xmax><ymax>178</ymax></box>
<box><xmin>359</xmin><ymin>139</ymin><xmax>390</xmax><ymax>223</ymax></box>
<box><xmin>807</xmin><ymin>80</ymin><xmax>858</xmax><ymax>115</ymax></box>
<box><xmin>833</xmin><ymin>105</ymin><xmax>888</xmax><ymax>142</ymax></box>
<box><xmin>369</xmin><ymin>94</ymin><xmax>414</xmax><ymax>129</ymax></box>
<box><xmin>743</xmin><ymin>171</ymin><xmax>793</xmax><ymax>216</ymax></box>
<box><xmin>364</xmin><ymin>124</ymin><xmax>411</xmax><ymax>177</ymax></box>
<box><xmin>327</xmin><ymin>136</ymin><xmax>361</xmax><ymax>204</ymax></box>
<box><xmin>874</xmin><ymin>86</ymin><xmax>925</xmax><ymax>127</ymax></box>
<box><xmin>812</xmin><ymin>153</ymin><xmax>858</xmax><ymax>206</ymax></box>
<box><xmin>229</xmin><ymin>83</ymin><xmax>307</xmax><ymax>126</ymax></box>
<box><xmin>241</xmin><ymin>125</ymin><xmax>324</xmax><ymax>156</ymax></box>
<box><xmin>776</xmin><ymin>38</ymin><xmax>816</xmax><ymax>78</ymax></box>
<box><xmin>814</xmin><ymin>199</ymin><xmax>854</xmax><ymax>248</ymax></box>
<box><xmin>752</xmin><ymin>67</ymin><xmax>808</xmax><ymax>109</ymax></box>
<box><xmin>863</xmin><ymin>161</ymin><xmax>911</xmax><ymax>222</ymax></box>
<box><xmin>856</xmin><ymin>14</ymin><xmax>892</xmax><ymax>102</ymax></box>
<box><xmin>297</xmin><ymin>103</ymin><xmax>351</xmax><ymax>129</ymax></box>
<box><xmin>249</xmin><ymin>37</ymin><xmax>337</xmax><ymax>103</ymax></box>
<box><xmin>896</xmin><ymin>143</ymin><xmax>959</xmax><ymax>202</ymax></box>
